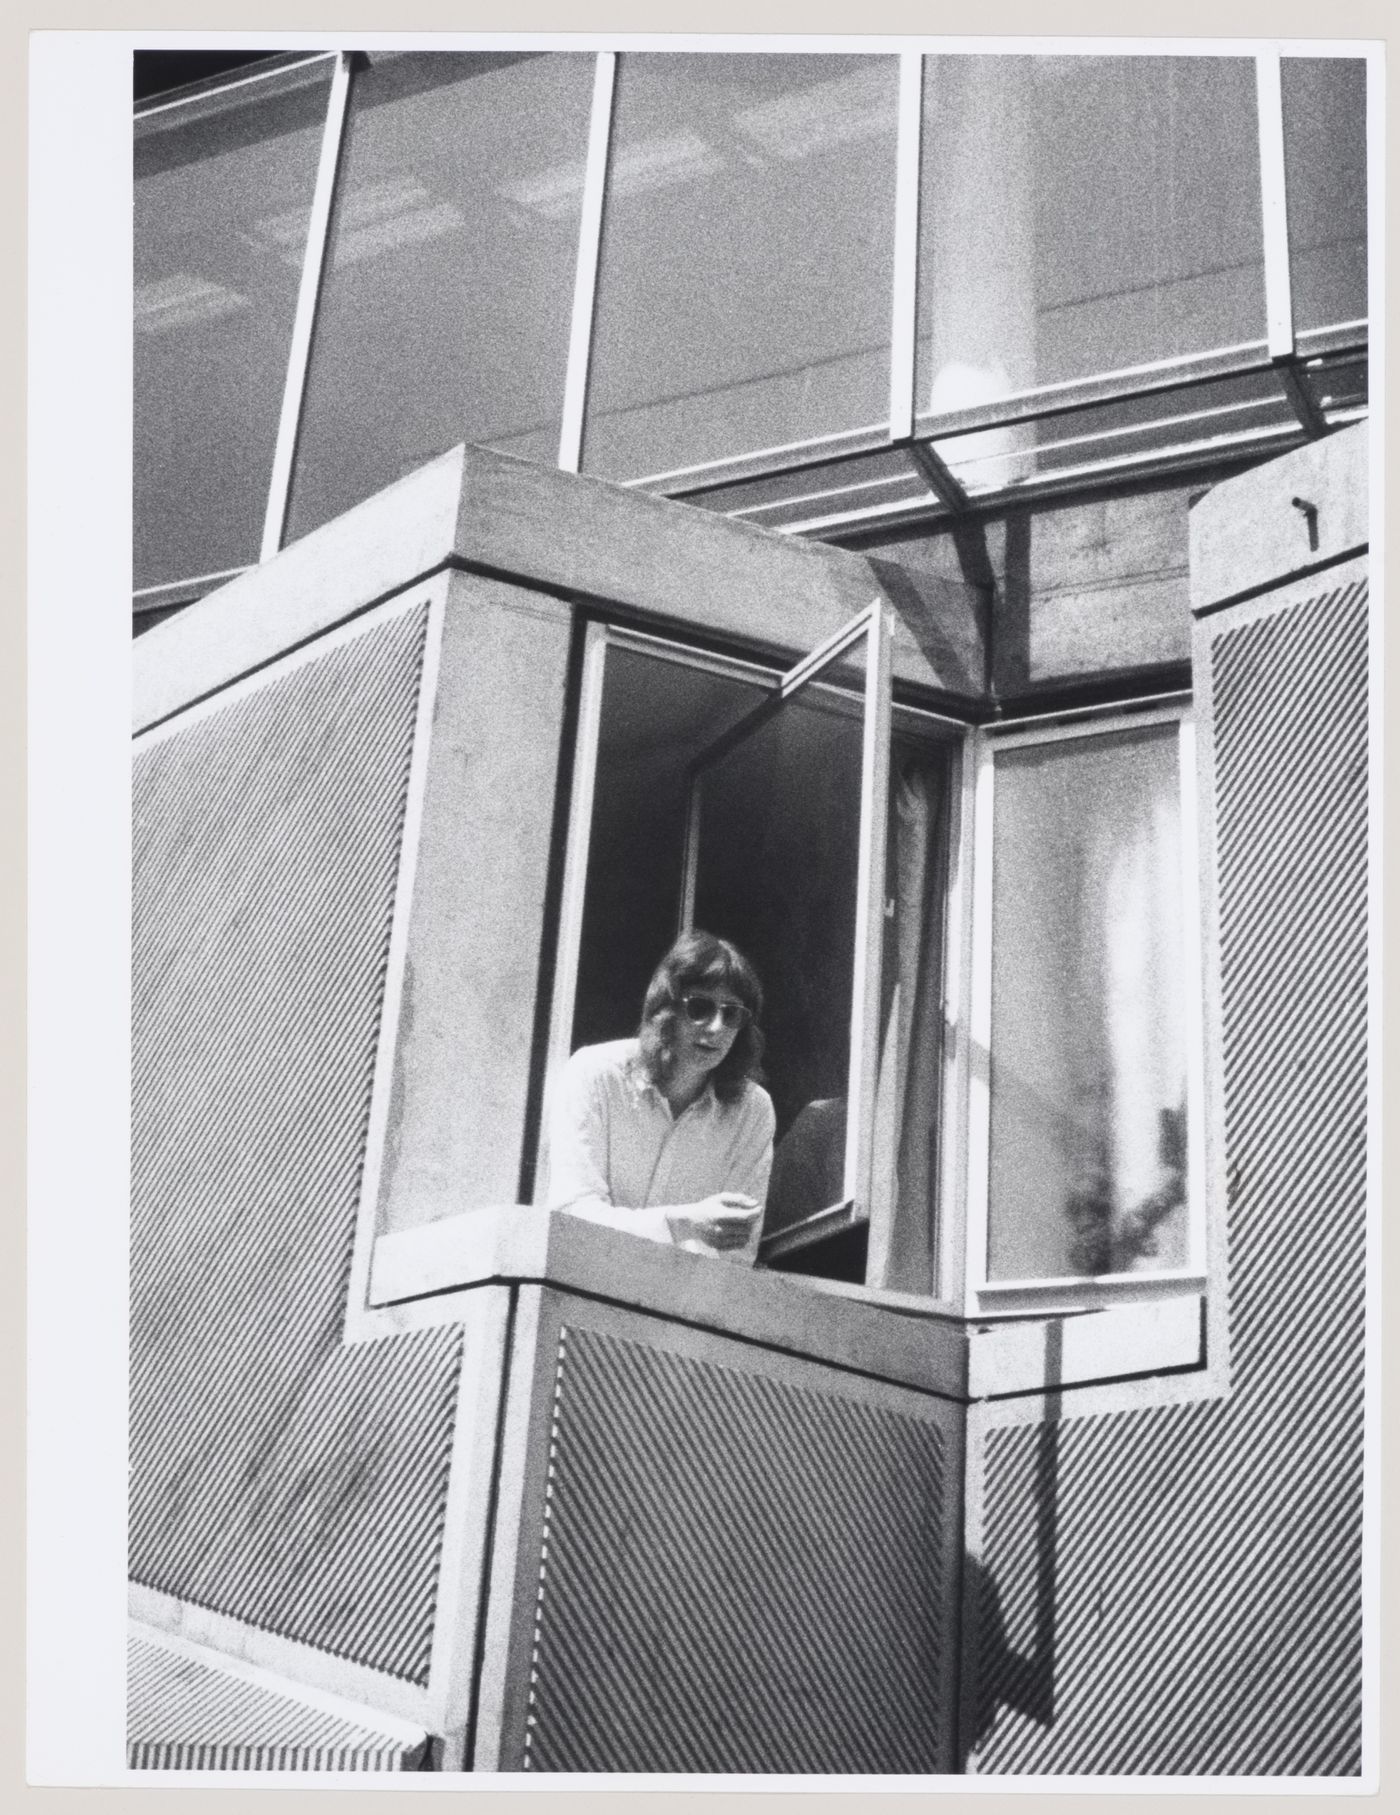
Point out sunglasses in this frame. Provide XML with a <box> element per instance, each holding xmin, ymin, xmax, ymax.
<box><xmin>679</xmin><ymin>992</ymin><xmax>751</xmax><ymax>1031</ymax></box>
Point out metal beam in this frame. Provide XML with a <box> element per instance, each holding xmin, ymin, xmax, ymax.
<box><xmin>909</xmin><ymin>438</ymin><xmax>970</xmax><ymax>513</ymax></box>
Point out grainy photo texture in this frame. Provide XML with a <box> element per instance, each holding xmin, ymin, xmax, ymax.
<box><xmin>127</xmin><ymin>40</ymin><xmax>1373</xmax><ymax>1778</ymax></box>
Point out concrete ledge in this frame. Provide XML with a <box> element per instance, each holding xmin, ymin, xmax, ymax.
<box><xmin>370</xmin><ymin>1207</ymin><xmax>970</xmax><ymax>1400</ymax></box>
<box><xmin>133</xmin><ymin>446</ymin><xmax>467</xmax><ymax>732</ymax></box>
<box><xmin>127</xmin><ymin>1620</ymin><xmax>429</xmax><ymax>1771</ymax></box>
<box><xmin>966</xmin><ymin>1293</ymin><xmax>1205</xmax><ymax>1399</ymax></box>
<box><xmin>135</xmin><ymin>439</ymin><xmax>990</xmax><ymax>740</ymax></box>
<box><xmin>370</xmin><ymin>1209</ymin><xmax>1209</xmax><ymax>1404</ymax></box>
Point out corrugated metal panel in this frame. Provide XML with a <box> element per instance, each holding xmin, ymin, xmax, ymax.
<box><xmin>521</xmin><ymin>1326</ymin><xmax>948</xmax><ymax>1773</ymax></box>
<box><xmin>127</xmin><ymin>1635</ymin><xmax>429</xmax><ymax>1770</ymax></box>
<box><xmin>969</xmin><ymin>578</ymin><xmax>1368</xmax><ymax>1775</ymax></box>
<box><xmin>131</xmin><ymin>605</ymin><xmax>462</xmax><ymax>1683</ymax></box>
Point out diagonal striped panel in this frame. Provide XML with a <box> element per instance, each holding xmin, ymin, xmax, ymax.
<box><xmin>521</xmin><ymin>1326</ymin><xmax>948</xmax><ymax>1773</ymax></box>
<box><xmin>970</xmin><ymin>578</ymin><xmax>1368</xmax><ymax>1776</ymax></box>
<box><xmin>126</xmin><ymin>1636</ymin><xmax>429</xmax><ymax>1771</ymax></box>
<box><xmin>131</xmin><ymin>604</ymin><xmax>463</xmax><ymax>1684</ymax></box>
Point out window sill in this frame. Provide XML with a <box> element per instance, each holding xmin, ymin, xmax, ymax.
<box><xmin>367</xmin><ymin>1208</ymin><xmax>1207</xmax><ymax>1403</ymax></box>
<box><xmin>973</xmin><ymin>1269</ymin><xmax>1208</xmax><ymax>1316</ymax></box>
<box><xmin>965</xmin><ymin>1292</ymin><xmax>1204</xmax><ymax>1398</ymax></box>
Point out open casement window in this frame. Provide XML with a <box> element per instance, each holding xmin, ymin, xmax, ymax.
<box><xmin>678</xmin><ymin>605</ymin><xmax>893</xmax><ymax>1273</ymax></box>
<box><xmin>956</xmin><ymin>702</ymin><xmax>1208</xmax><ymax>1316</ymax></box>
<box><xmin>538</xmin><ymin>604</ymin><xmax>974</xmax><ymax>1292</ymax></box>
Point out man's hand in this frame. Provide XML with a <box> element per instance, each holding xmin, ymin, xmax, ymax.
<box><xmin>666</xmin><ymin>1193</ymin><xmax>762</xmax><ymax>1253</ymax></box>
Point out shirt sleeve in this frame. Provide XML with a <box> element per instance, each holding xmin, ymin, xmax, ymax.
<box><xmin>728</xmin><ymin>1086</ymin><xmax>777</xmax><ymax>1207</ymax></box>
<box><xmin>544</xmin><ymin>1051</ymin><xmax>615</xmax><ymax>1214</ymax></box>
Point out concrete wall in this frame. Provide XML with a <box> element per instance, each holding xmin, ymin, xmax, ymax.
<box><xmin>131</xmin><ymin>594</ymin><xmax>465</xmax><ymax>1683</ymax></box>
<box><xmin>959</xmin><ymin>431</ymin><xmax>1369</xmax><ymax>1776</ymax></box>
<box><xmin>848</xmin><ymin>465</ymin><xmax>1267</xmax><ymax>699</ymax></box>
<box><xmin>475</xmin><ymin>1284</ymin><xmax>966</xmax><ymax>1774</ymax></box>
<box><xmin>130</xmin><ymin>434</ymin><xmax>1369</xmax><ymax>1773</ymax></box>
<box><xmin>127</xmin><ymin>443</ymin><xmax>986</xmax><ymax>1757</ymax></box>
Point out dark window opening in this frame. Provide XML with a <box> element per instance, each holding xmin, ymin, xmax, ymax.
<box><xmin>568</xmin><ymin>633</ymin><xmax>953</xmax><ymax>1291</ymax></box>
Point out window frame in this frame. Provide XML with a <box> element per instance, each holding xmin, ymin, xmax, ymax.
<box><xmin>677</xmin><ymin>604</ymin><xmax>893</xmax><ymax>1258</ymax></box>
<box><xmin>132</xmin><ymin>45</ymin><xmax>1371</xmax><ymax>624</ymax></box>
<box><xmin>954</xmin><ymin>697</ymin><xmax>1209</xmax><ymax>1319</ymax></box>
<box><xmin>539</xmin><ymin>618</ymin><xmax>1210</xmax><ymax>1333</ymax></box>
<box><xmin>132</xmin><ymin>49</ymin><xmax>348</xmax><ymax>600</ymax></box>
<box><xmin>536</xmin><ymin>608</ymin><xmax>896</xmax><ymax>1245</ymax></box>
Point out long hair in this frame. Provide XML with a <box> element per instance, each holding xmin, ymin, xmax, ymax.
<box><xmin>636</xmin><ymin>930</ymin><xmax>765</xmax><ymax>1103</ymax></box>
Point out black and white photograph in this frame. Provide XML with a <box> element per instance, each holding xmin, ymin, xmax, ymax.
<box><xmin>27</xmin><ymin>21</ymin><xmax>1380</xmax><ymax>1787</ymax></box>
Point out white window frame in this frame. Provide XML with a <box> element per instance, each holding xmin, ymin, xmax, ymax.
<box><xmin>679</xmin><ymin>604</ymin><xmax>893</xmax><ymax>1255</ymax></box>
<box><xmin>537</xmin><ymin>607</ymin><xmax>902</xmax><ymax>1258</ymax></box>
<box><xmin>953</xmin><ymin>698</ymin><xmax>1209</xmax><ymax>1319</ymax></box>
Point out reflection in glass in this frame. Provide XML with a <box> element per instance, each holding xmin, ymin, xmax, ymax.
<box><xmin>584</xmin><ymin>53</ymin><xmax>899</xmax><ymax>481</ymax></box>
<box><xmin>873</xmin><ymin>741</ymin><xmax>952</xmax><ymax>1296</ymax></box>
<box><xmin>916</xmin><ymin>56</ymin><xmax>1265</xmax><ymax>433</ymax></box>
<box><xmin>1282</xmin><ymin>58</ymin><xmax>1368</xmax><ymax>340</ymax></box>
<box><xmin>692</xmin><ymin>682</ymin><xmax>865</xmax><ymax>1241</ymax></box>
<box><xmin>987</xmin><ymin>725</ymin><xmax>1188</xmax><ymax>1281</ymax></box>
<box><xmin>286</xmin><ymin>52</ymin><xmax>594</xmax><ymax>541</ymax></box>
<box><xmin>134</xmin><ymin>63</ymin><xmax>331</xmax><ymax>590</ymax></box>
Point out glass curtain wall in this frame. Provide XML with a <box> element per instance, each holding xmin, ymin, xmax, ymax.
<box><xmin>582</xmin><ymin>53</ymin><xmax>900</xmax><ymax>482</ymax></box>
<box><xmin>1281</xmin><ymin>56</ymin><xmax>1368</xmax><ymax>424</ymax></box>
<box><xmin>914</xmin><ymin>56</ymin><xmax>1273</xmax><ymax>495</ymax></box>
<box><xmin>916</xmin><ymin>56</ymin><xmax>1267</xmax><ymax>414</ymax></box>
<box><xmin>1283</xmin><ymin>57</ymin><xmax>1368</xmax><ymax>342</ymax></box>
<box><xmin>134</xmin><ymin>59</ymin><xmax>333</xmax><ymax>593</ymax></box>
<box><xmin>132</xmin><ymin>49</ymin><xmax>1370</xmax><ymax>605</ymax></box>
<box><xmin>286</xmin><ymin>51</ymin><xmax>595</xmax><ymax>541</ymax></box>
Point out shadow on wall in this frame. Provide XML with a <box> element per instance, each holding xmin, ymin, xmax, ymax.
<box><xmin>864</xmin><ymin>552</ymin><xmax>992</xmax><ymax>699</ymax></box>
<box><xmin>960</xmin><ymin>1322</ymin><xmax>1062</xmax><ymax>1767</ymax></box>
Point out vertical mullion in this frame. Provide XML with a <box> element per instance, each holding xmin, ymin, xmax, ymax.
<box><xmin>962</xmin><ymin>734</ymin><xmax>995</xmax><ymax>1311</ymax></box>
<box><xmin>259</xmin><ymin>49</ymin><xmax>354</xmax><ymax>562</ymax></box>
<box><xmin>1256</xmin><ymin>49</ymin><xmax>1295</xmax><ymax>361</ymax></box>
<box><xmin>846</xmin><ymin>603</ymin><xmax>893</xmax><ymax>1265</ymax></box>
<box><xmin>533</xmin><ymin>622</ymin><xmax>610</xmax><ymax>1204</ymax></box>
<box><xmin>935</xmin><ymin>730</ymin><xmax>980</xmax><ymax>1311</ymax></box>
<box><xmin>679</xmin><ymin>780</ymin><xmax>700</xmax><ymax>935</ymax></box>
<box><xmin>888</xmin><ymin>52</ymin><xmax>923</xmax><ymax>443</ymax></box>
<box><xmin>558</xmin><ymin>51</ymin><xmax>616</xmax><ymax>475</ymax></box>
<box><xmin>1178</xmin><ymin>715</ymin><xmax>1209</xmax><ymax>1277</ymax></box>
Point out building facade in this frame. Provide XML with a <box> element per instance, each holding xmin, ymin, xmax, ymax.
<box><xmin>128</xmin><ymin>44</ymin><xmax>1372</xmax><ymax>1775</ymax></box>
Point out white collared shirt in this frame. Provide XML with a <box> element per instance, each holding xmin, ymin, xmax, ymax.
<box><xmin>545</xmin><ymin>1038</ymin><xmax>775</xmax><ymax>1216</ymax></box>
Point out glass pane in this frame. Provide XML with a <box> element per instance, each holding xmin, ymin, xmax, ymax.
<box><xmin>692</xmin><ymin>664</ymin><xmax>869</xmax><ymax>1243</ymax></box>
<box><xmin>134</xmin><ymin>62</ymin><xmax>332</xmax><ymax>591</ymax></box>
<box><xmin>286</xmin><ymin>52</ymin><xmax>594</xmax><ymax>542</ymax></box>
<box><xmin>875</xmin><ymin>736</ymin><xmax>953</xmax><ymax>1296</ymax></box>
<box><xmin>1282</xmin><ymin>58</ymin><xmax>1368</xmax><ymax>337</ymax></box>
<box><xmin>917</xmin><ymin>57</ymin><xmax>1265</xmax><ymax>420</ymax></box>
<box><xmin>583</xmin><ymin>53</ymin><xmax>899</xmax><ymax>481</ymax></box>
<box><xmin>987</xmin><ymin>724</ymin><xmax>1189</xmax><ymax>1281</ymax></box>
